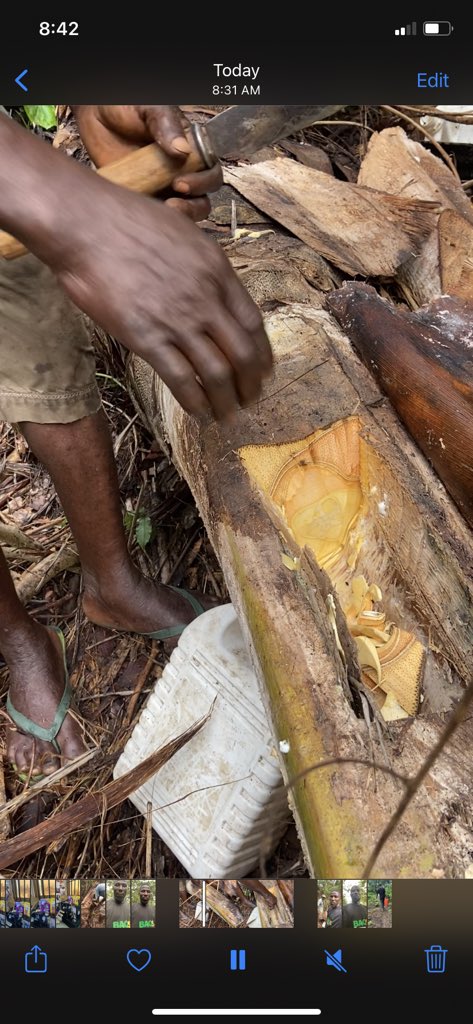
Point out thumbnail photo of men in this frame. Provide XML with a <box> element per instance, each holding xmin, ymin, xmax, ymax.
<box><xmin>342</xmin><ymin>880</ymin><xmax>368</xmax><ymax>928</ymax></box>
<box><xmin>317</xmin><ymin>880</ymin><xmax>342</xmax><ymax>928</ymax></box>
<box><xmin>131</xmin><ymin>880</ymin><xmax>156</xmax><ymax>928</ymax></box>
<box><xmin>106</xmin><ymin>879</ymin><xmax>131</xmax><ymax>928</ymax></box>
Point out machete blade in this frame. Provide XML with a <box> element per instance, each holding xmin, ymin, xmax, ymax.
<box><xmin>203</xmin><ymin>104</ymin><xmax>346</xmax><ymax>161</ymax></box>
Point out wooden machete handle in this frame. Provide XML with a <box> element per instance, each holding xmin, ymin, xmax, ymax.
<box><xmin>0</xmin><ymin>131</ymin><xmax>207</xmax><ymax>260</ymax></box>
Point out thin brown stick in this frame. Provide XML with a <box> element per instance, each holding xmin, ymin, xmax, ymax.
<box><xmin>286</xmin><ymin>756</ymin><xmax>409</xmax><ymax>790</ymax></box>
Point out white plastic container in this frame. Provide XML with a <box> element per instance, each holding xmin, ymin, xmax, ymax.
<box><xmin>114</xmin><ymin>604</ymin><xmax>291</xmax><ymax>877</ymax></box>
<box><xmin>420</xmin><ymin>105</ymin><xmax>473</xmax><ymax>144</ymax></box>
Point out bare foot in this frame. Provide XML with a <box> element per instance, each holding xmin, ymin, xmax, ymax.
<box><xmin>5</xmin><ymin>624</ymin><xmax>85</xmax><ymax>779</ymax></box>
<box><xmin>82</xmin><ymin>568</ymin><xmax>221</xmax><ymax>648</ymax></box>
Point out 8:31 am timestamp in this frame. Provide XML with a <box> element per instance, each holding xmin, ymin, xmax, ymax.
<box><xmin>212</xmin><ymin>84</ymin><xmax>261</xmax><ymax>96</ymax></box>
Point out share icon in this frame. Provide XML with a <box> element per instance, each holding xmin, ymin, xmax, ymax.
<box><xmin>324</xmin><ymin>949</ymin><xmax>347</xmax><ymax>973</ymax></box>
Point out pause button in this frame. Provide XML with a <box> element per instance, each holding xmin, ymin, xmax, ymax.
<box><xmin>230</xmin><ymin>949</ymin><xmax>246</xmax><ymax>971</ymax></box>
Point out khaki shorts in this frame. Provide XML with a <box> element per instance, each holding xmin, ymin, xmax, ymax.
<box><xmin>0</xmin><ymin>254</ymin><xmax>102</xmax><ymax>424</ymax></box>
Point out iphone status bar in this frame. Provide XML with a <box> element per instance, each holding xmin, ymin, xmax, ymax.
<box><xmin>1</xmin><ymin>12</ymin><xmax>467</xmax><ymax>103</ymax></box>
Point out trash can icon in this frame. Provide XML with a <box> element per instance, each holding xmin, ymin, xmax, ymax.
<box><xmin>425</xmin><ymin>945</ymin><xmax>448</xmax><ymax>973</ymax></box>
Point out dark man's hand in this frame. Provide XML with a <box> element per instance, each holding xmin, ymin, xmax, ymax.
<box><xmin>57</xmin><ymin>180</ymin><xmax>272</xmax><ymax>420</ymax></box>
<box><xmin>0</xmin><ymin>111</ymin><xmax>273</xmax><ymax>421</ymax></box>
<box><xmin>74</xmin><ymin>105</ymin><xmax>222</xmax><ymax>222</ymax></box>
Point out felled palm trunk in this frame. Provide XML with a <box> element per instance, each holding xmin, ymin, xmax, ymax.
<box><xmin>327</xmin><ymin>284</ymin><xmax>473</xmax><ymax>529</ymax></box>
<box><xmin>127</xmin><ymin>243</ymin><xmax>473</xmax><ymax>878</ymax></box>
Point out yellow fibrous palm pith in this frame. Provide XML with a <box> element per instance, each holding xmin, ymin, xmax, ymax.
<box><xmin>239</xmin><ymin>416</ymin><xmax>425</xmax><ymax>718</ymax></box>
<box><xmin>270</xmin><ymin>418</ymin><xmax>362</xmax><ymax>571</ymax></box>
<box><xmin>343</xmin><ymin>575</ymin><xmax>424</xmax><ymax>718</ymax></box>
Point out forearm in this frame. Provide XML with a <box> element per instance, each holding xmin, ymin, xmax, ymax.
<box><xmin>0</xmin><ymin>111</ymin><xmax>112</xmax><ymax>267</ymax></box>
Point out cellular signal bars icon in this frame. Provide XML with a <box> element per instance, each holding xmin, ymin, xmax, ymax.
<box><xmin>395</xmin><ymin>22</ymin><xmax>417</xmax><ymax>35</ymax></box>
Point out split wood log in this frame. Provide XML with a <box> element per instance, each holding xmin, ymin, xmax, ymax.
<box><xmin>188</xmin><ymin>880</ymin><xmax>245</xmax><ymax>927</ymax></box>
<box><xmin>358</xmin><ymin>126</ymin><xmax>473</xmax><ymax>306</ymax></box>
<box><xmin>127</xmin><ymin>263</ymin><xmax>473</xmax><ymax>877</ymax></box>
<box><xmin>255</xmin><ymin>880</ymin><xmax>293</xmax><ymax>928</ymax></box>
<box><xmin>224</xmin><ymin>158</ymin><xmax>438</xmax><ymax>277</ymax></box>
<box><xmin>327</xmin><ymin>284</ymin><xmax>473</xmax><ymax>529</ymax></box>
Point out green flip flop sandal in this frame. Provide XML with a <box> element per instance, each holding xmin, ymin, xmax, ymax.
<box><xmin>140</xmin><ymin>586</ymin><xmax>206</xmax><ymax>641</ymax></box>
<box><xmin>7</xmin><ymin>626</ymin><xmax>72</xmax><ymax>783</ymax></box>
<box><xmin>101</xmin><ymin>585</ymin><xmax>207</xmax><ymax>642</ymax></box>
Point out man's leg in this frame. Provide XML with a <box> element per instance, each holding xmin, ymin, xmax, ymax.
<box><xmin>1</xmin><ymin>546</ymin><xmax>85</xmax><ymax>775</ymax></box>
<box><xmin>1</xmin><ymin>256</ymin><xmax>214</xmax><ymax>778</ymax></box>
<box><xmin>0</xmin><ymin>254</ymin><xmax>103</xmax><ymax>777</ymax></box>
<box><xmin>4</xmin><ymin>409</ymin><xmax>213</xmax><ymax>777</ymax></box>
<box><xmin>20</xmin><ymin>408</ymin><xmax>213</xmax><ymax>635</ymax></box>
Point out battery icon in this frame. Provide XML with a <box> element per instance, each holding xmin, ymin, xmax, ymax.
<box><xmin>423</xmin><ymin>21</ymin><xmax>453</xmax><ymax>35</ymax></box>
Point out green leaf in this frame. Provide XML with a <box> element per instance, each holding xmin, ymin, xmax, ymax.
<box><xmin>135</xmin><ymin>516</ymin><xmax>153</xmax><ymax>550</ymax></box>
<box><xmin>23</xmin><ymin>105</ymin><xmax>57</xmax><ymax>129</ymax></box>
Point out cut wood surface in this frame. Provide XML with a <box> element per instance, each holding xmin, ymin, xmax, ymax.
<box><xmin>224</xmin><ymin>158</ymin><xmax>438</xmax><ymax>277</ymax></box>
<box><xmin>199</xmin><ymin>881</ymin><xmax>246</xmax><ymax>928</ymax></box>
<box><xmin>127</xmin><ymin>245</ymin><xmax>473</xmax><ymax>877</ymax></box>
<box><xmin>182</xmin><ymin>878</ymin><xmax>294</xmax><ymax>927</ymax></box>
<box><xmin>255</xmin><ymin>880</ymin><xmax>294</xmax><ymax>928</ymax></box>
<box><xmin>358</xmin><ymin>127</ymin><xmax>473</xmax><ymax>306</ymax></box>
<box><xmin>327</xmin><ymin>284</ymin><xmax>473</xmax><ymax>529</ymax></box>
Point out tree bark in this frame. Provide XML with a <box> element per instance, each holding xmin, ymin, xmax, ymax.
<box><xmin>126</xmin><ymin>260</ymin><xmax>473</xmax><ymax>877</ymax></box>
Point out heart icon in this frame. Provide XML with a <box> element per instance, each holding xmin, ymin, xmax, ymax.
<box><xmin>126</xmin><ymin>948</ymin><xmax>152</xmax><ymax>972</ymax></box>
